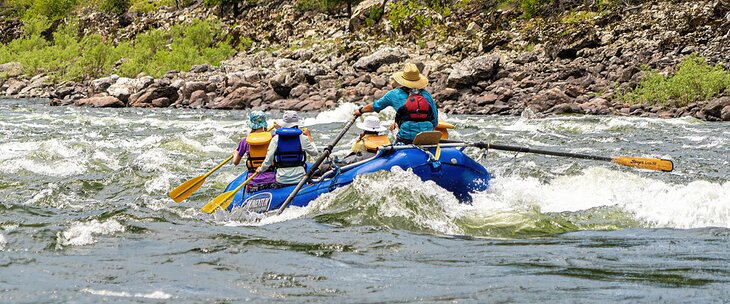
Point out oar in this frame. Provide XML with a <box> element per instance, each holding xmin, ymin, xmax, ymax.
<box><xmin>275</xmin><ymin>116</ymin><xmax>358</xmax><ymax>215</ymax></box>
<box><xmin>200</xmin><ymin>172</ymin><xmax>259</xmax><ymax>213</ymax></box>
<box><xmin>169</xmin><ymin>155</ymin><xmax>233</xmax><ymax>203</ymax></box>
<box><xmin>470</xmin><ymin>142</ymin><xmax>674</xmax><ymax>172</ymax></box>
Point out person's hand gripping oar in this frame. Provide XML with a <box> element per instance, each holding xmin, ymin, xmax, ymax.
<box><xmin>168</xmin><ymin>155</ymin><xmax>233</xmax><ymax>203</ymax></box>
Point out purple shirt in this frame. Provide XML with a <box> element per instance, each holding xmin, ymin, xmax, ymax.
<box><xmin>237</xmin><ymin>137</ymin><xmax>276</xmax><ymax>185</ymax></box>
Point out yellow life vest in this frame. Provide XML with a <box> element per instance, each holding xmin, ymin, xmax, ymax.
<box><xmin>435</xmin><ymin>121</ymin><xmax>455</xmax><ymax>140</ymax></box>
<box><xmin>245</xmin><ymin>131</ymin><xmax>273</xmax><ymax>172</ymax></box>
<box><xmin>363</xmin><ymin>135</ymin><xmax>391</xmax><ymax>152</ymax></box>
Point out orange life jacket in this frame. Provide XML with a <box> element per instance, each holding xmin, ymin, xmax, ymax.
<box><xmin>363</xmin><ymin>135</ymin><xmax>391</xmax><ymax>152</ymax></box>
<box><xmin>245</xmin><ymin>131</ymin><xmax>273</xmax><ymax>172</ymax></box>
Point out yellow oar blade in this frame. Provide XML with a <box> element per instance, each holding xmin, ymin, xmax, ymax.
<box><xmin>200</xmin><ymin>172</ymin><xmax>258</xmax><ymax>214</ymax></box>
<box><xmin>200</xmin><ymin>190</ymin><xmax>236</xmax><ymax>213</ymax></box>
<box><xmin>612</xmin><ymin>157</ymin><xmax>674</xmax><ymax>172</ymax></box>
<box><xmin>169</xmin><ymin>175</ymin><xmax>205</xmax><ymax>203</ymax></box>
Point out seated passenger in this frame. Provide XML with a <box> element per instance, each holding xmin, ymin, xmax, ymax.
<box><xmin>256</xmin><ymin>111</ymin><xmax>318</xmax><ymax>186</ymax></box>
<box><xmin>351</xmin><ymin>115</ymin><xmax>390</xmax><ymax>153</ymax></box>
<box><xmin>233</xmin><ymin>111</ymin><xmax>276</xmax><ymax>192</ymax></box>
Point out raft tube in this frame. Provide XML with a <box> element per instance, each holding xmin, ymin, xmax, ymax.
<box><xmin>223</xmin><ymin>145</ymin><xmax>491</xmax><ymax>213</ymax></box>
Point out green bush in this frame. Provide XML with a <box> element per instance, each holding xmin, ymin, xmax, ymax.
<box><xmin>99</xmin><ymin>0</ymin><xmax>130</xmax><ymax>14</ymax></box>
<box><xmin>0</xmin><ymin>18</ymin><xmax>236</xmax><ymax>81</ymax></box>
<box><xmin>520</xmin><ymin>0</ymin><xmax>540</xmax><ymax>18</ymax></box>
<box><xmin>618</xmin><ymin>54</ymin><xmax>730</xmax><ymax>107</ymax></box>
<box><xmin>26</xmin><ymin>0</ymin><xmax>80</xmax><ymax>21</ymax></box>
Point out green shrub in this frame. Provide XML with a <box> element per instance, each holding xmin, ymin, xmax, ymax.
<box><xmin>129</xmin><ymin>0</ymin><xmax>174</xmax><ymax>12</ymax></box>
<box><xmin>618</xmin><ymin>54</ymin><xmax>730</xmax><ymax>106</ymax></box>
<box><xmin>520</xmin><ymin>0</ymin><xmax>540</xmax><ymax>18</ymax></box>
<box><xmin>99</xmin><ymin>0</ymin><xmax>130</xmax><ymax>14</ymax></box>
<box><xmin>26</xmin><ymin>0</ymin><xmax>80</xmax><ymax>21</ymax></box>
<box><xmin>0</xmin><ymin>18</ymin><xmax>236</xmax><ymax>81</ymax></box>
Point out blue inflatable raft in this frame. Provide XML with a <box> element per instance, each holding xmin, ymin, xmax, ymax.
<box><xmin>223</xmin><ymin>144</ymin><xmax>491</xmax><ymax>213</ymax></box>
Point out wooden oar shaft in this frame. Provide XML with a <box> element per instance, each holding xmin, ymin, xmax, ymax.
<box><xmin>276</xmin><ymin>116</ymin><xmax>358</xmax><ymax>215</ymax></box>
<box><xmin>474</xmin><ymin>143</ymin><xmax>612</xmax><ymax>162</ymax></box>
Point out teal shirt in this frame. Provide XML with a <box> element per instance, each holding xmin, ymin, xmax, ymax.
<box><xmin>372</xmin><ymin>88</ymin><xmax>438</xmax><ymax>141</ymax></box>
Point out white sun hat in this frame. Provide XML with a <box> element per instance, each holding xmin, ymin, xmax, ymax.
<box><xmin>356</xmin><ymin>115</ymin><xmax>387</xmax><ymax>132</ymax></box>
<box><xmin>277</xmin><ymin>111</ymin><xmax>301</xmax><ymax>128</ymax></box>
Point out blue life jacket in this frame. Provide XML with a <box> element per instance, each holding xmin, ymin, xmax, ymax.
<box><xmin>275</xmin><ymin>128</ymin><xmax>305</xmax><ymax>168</ymax></box>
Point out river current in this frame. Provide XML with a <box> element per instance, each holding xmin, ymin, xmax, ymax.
<box><xmin>1</xmin><ymin>98</ymin><xmax>729</xmax><ymax>302</ymax></box>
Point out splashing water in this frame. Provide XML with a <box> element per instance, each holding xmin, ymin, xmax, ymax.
<box><xmin>2</xmin><ymin>99</ymin><xmax>730</xmax><ymax>302</ymax></box>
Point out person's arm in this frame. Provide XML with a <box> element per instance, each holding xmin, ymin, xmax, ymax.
<box><xmin>256</xmin><ymin>137</ymin><xmax>278</xmax><ymax>173</ymax></box>
<box><xmin>233</xmin><ymin>151</ymin><xmax>242</xmax><ymax>166</ymax></box>
<box><xmin>301</xmin><ymin>135</ymin><xmax>319</xmax><ymax>156</ymax></box>
<box><xmin>354</xmin><ymin>103</ymin><xmax>373</xmax><ymax>117</ymax></box>
<box><xmin>233</xmin><ymin>138</ymin><xmax>247</xmax><ymax>166</ymax></box>
<box><xmin>354</xmin><ymin>89</ymin><xmax>397</xmax><ymax>116</ymax></box>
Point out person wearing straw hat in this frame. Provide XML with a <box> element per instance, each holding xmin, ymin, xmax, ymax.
<box><xmin>353</xmin><ymin>63</ymin><xmax>438</xmax><ymax>144</ymax></box>
<box><xmin>351</xmin><ymin>115</ymin><xmax>390</xmax><ymax>154</ymax></box>
<box><xmin>233</xmin><ymin>111</ymin><xmax>277</xmax><ymax>192</ymax></box>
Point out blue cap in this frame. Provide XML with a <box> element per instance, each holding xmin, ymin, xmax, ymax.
<box><xmin>247</xmin><ymin>111</ymin><xmax>268</xmax><ymax>130</ymax></box>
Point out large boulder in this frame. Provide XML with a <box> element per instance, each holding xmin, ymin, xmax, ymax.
<box><xmin>269</xmin><ymin>68</ymin><xmax>306</xmax><ymax>98</ymax></box>
<box><xmin>91</xmin><ymin>75</ymin><xmax>119</xmax><ymax>93</ymax></box>
<box><xmin>701</xmin><ymin>96</ymin><xmax>730</xmax><ymax>120</ymax></box>
<box><xmin>4</xmin><ymin>79</ymin><xmax>27</xmax><ymax>95</ymax></box>
<box><xmin>527</xmin><ymin>88</ymin><xmax>572</xmax><ymax>112</ymax></box>
<box><xmin>446</xmin><ymin>55</ymin><xmax>500</xmax><ymax>88</ymax></box>
<box><xmin>76</xmin><ymin>96</ymin><xmax>124</xmax><ymax>108</ymax></box>
<box><xmin>129</xmin><ymin>85</ymin><xmax>179</xmax><ymax>107</ymax></box>
<box><xmin>213</xmin><ymin>86</ymin><xmax>262</xmax><ymax>109</ymax></box>
<box><xmin>354</xmin><ymin>47</ymin><xmax>409</xmax><ymax>72</ymax></box>
<box><xmin>106</xmin><ymin>77</ymin><xmax>140</xmax><ymax>103</ymax></box>
<box><xmin>348</xmin><ymin>0</ymin><xmax>387</xmax><ymax>31</ymax></box>
<box><xmin>0</xmin><ymin>62</ymin><xmax>23</xmax><ymax>77</ymax></box>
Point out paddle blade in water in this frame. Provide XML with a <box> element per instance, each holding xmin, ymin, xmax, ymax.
<box><xmin>612</xmin><ymin>157</ymin><xmax>674</xmax><ymax>172</ymax></box>
<box><xmin>169</xmin><ymin>175</ymin><xmax>206</xmax><ymax>203</ymax></box>
<box><xmin>200</xmin><ymin>190</ymin><xmax>236</xmax><ymax>213</ymax></box>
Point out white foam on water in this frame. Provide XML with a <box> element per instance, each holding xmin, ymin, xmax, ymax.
<box><xmin>24</xmin><ymin>183</ymin><xmax>86</xmax><ymax>210</ymax></box>
<box><xmin>57</xmin><ymin>219</ymin><xmax>125</xmax><ymax>248</ymax></box>
<box><xmin>1</xmin><ymin>158</ymin><xmax>86</xmax><ymax>177</ymax></box>
<box><xmin>307</xmin><ymin>167</ymin><xmax>467</xmax><ymax>235</ymax></box>
<box><xmin>303</xmin><ymin>103</ymin><xmax>359</xmax><ymax>126</ymax></box>
<box><xmin>470</xmin><ymin>167</ymin><xmax>730</xmax><ymax>229</ymax></box>
<box><xmin>82</xmin><ymin>289</ymin><xmax>172</xmax><ymax>299</ymax></box>
<box><xmin>0</xmin><ymin>233</ymin><xmax>6</xmax><ymax>251</ymax></box>
<box><xmin>132</xmin><ymin>148</ymin><xmax>173</xmax><ymax>173</ymax></box>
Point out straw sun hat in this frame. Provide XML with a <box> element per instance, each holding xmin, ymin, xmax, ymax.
<box><xmin>391</xmin><ymin>63</ymin><xmax>428</xmax><ymax>89</ymax></box>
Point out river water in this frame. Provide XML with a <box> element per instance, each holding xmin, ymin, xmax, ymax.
<box><xmin>1</xmin><ymin>98</ymin><xmax>729</xmax><ymax>302</ymax></box>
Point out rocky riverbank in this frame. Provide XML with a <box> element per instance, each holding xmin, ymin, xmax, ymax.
<box><xmin>1</xmin><ymin>0</ymin><xmax>729</xmax><ymax>120</ymax></box>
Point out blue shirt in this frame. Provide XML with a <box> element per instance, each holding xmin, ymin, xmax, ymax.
<box><xmin>372</xmin><ymin>88</ymin><xmax>438</xmax><ymax>141</ymax></box>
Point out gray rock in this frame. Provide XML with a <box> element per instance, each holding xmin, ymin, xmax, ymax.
<box><xmin>269</xmin><ymin>68</ymin><xmax>306</xmax><ymax>97</ymax></box>
<box><xmin>91</xmin><ymin>75</ymin><xmax>119</xmax><ymax>93</ymax></box>
<box><xmin>77</xmin><ymin>96</ymin><xmax>124</xmax><ymax>108</ymax></box>
<box><xmin>721</xmin><ymin>105</ymin><xmax>730</xmax><ymax>121</ymax></box>
<box><xmin>701</xmin><ymin>96</ymin><xmax>730</xmax><ymax>119</ymax></box>
<box><xmin>189</xmin><ymin>64</ymin><xmax>212</xmax><ymax>73</ymax></box>
<box><xmin>447</xmin><ymin>55</ymin><xmax>500</xmax><ymax>88</ymax></box>
<box><xmin>0</xmin><ymin>62</ymin><xmax>23</xmax><ymax>77</ymax></box>
<box><xmin>5</xmin><ymin>79</ymin><xmax>27</xmax><ymax>95</ymax></box>
<box><xmin>349</xmin><ymin>0</ymin><xmax>387</xmax><ymax>31</ymax></box>
<box><xmin>107</xmin><ymin>77</ymin><xmax>136</xmax><ymax>102</ymax></box>
<box><xmin>189</xmin><ymin>90</ymin><xmax>209</xmax><ymax>108</ymax></box>
<box><xmin>354</xmin><ymin>47</ymin><xmax>409</xmax><ymax>72</ymax></box>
